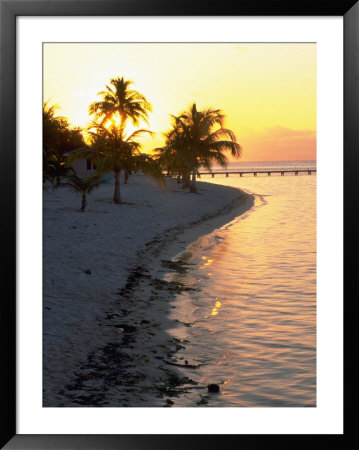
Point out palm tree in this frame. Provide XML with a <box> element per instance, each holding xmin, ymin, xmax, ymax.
<box><xmin>67</xmin><ymin>120</ymin><xmax>164</xmax><ymax>204</ymax></box>
<box><xmin>43</xmin><ymin>150</ymin><xmax>74</xmax><ymax>189</ymax></box>
<box><xmin>84</xmin><ymin>76</ymin><xmax>155</xmax><ymax>197</ymax></box>
<box><xmin>154</xmin><ymin>127</ymin><xmax>191</xmax><ymax>188</ymax></box>
<box><xmin>62</xmin><ymin>174</ymin><xmax>102</xmax><ymax>212</ymax></box>
<box><xmin>43</xmin><ymin>101</ymin><xmax>85</xmax><ymax>156</ymax></box>
<box><xmin>165</xmin><ymin>103</ymin><xmax>242</xmax><ymax>193</ymax></box>
<box><xmin>88</xmin><ymin>76</ymin><xmax>152</xmax><ymax>132</ymax></box>
<box><xmin>43</xmin><ymin>101</ymin><xmax>85</xmax><ymax>189</ymax></box>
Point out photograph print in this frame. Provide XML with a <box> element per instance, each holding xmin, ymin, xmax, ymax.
<box><xmin>43</xmin><ymin>43</ymin><xmax>316</xmax><ymax>407</ymax></box>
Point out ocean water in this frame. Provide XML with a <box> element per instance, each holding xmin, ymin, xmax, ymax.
<box><xmin>166</xmin><ymin>161</ymin><xmax>316</xmax><ymax>407</ymax></box>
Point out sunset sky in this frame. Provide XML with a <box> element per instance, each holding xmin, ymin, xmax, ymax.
<box><xmin>43</xmin><ymin>43</ymin><xmax>316</xmax><ymax>162</ymax></box>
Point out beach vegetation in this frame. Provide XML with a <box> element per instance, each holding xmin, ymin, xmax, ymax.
<box><xmin>43</xmin><ymin>101</ymin><xmax>85</xmax><ymax>188</ymax></box>
<box><xmin>43</xmin><ymin>101</ymin><xmax>84</xmax><ymax>155</ymax></box>
<box><xmin>156</xmin><ymin>103</ymin><xmax>241</xmax><ymax>193</ymax></box>
<box><xmin>88</xmin><ymin>76</ymin><xmax>152</xmax><ymax>131</ymax></box>
<box><xmin>43</xmin><ymin>151</ymin><xmax>75</xmax><ymax>189</ymax></box>
<box><xmin>154</xmin><ymin>127</ymin><xmax>191</xmax><ymax>189</ymax></box>
<box><xmin>62</xmin><ymin>173</ymin><xmax>102</xmax><ymax>212</ymax></box>
<box><xmin>67</xmin><ymin>120</ymin><xmax>164</xmax><ymax>204</ymax></box>
<box><xmin>67</xmin><ymin>77</ymin><xmax>163</xmax><ymax>204</ymax></box>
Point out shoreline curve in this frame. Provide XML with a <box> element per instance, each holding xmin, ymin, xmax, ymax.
<box><xmin>43</xmin><ymin>175</ymin><xmax>254</xmax><ymax>406</ymax></box>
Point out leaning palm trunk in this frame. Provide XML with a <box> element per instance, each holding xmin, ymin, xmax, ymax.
<box><xmin>190</xmin><ymin>170</ymin><xmax>197</xmax><ymax>193</ymax></box>
<box><xmin>113</xmin><ymin>169</ymin><xmax>121</xmax><ymax>204</ymax></box>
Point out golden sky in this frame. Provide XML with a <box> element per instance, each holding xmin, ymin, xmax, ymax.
<box><xmin>43</xmin><ymin>43</ymin><xmax>316</xmax><ymax>161</ymax></box>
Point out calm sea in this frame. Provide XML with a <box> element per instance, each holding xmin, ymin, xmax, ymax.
<box><xmin>166</xmin><ymin>160</ymin><xmax>316</xmax><ymax>407</ymax></box>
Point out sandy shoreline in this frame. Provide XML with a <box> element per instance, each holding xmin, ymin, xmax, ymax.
<box><xmin>43</xmin><ymin>174</ymin><xmax>254</xmax><ymax>406</ymax></box>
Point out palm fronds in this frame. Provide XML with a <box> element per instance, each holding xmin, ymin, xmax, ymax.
<box><xmin>62</xmin><ymin>174</ymin><xmax>102</xmax><ymax>211</ymax></box>
<box><xmin>156</xmin><ymin>102</ymin><xmax>242</xmax><ymax>193</ymax></box>
<box><xmin>88</xmin><ymin>76</ymin><xmax>152</xmax><ymax>127</ymax></box>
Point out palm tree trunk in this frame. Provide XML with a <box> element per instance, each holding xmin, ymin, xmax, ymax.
<box><xmin>81</xmin><ymin>193</ymin><xmax>87</xmax><ymax>212</ymax></box>
<box><xmin>113</xmin><ymin>170</ymin><xmax>121</xmax><ymax>204</ymax></box>
<box><xmin>124</xmin><ymin>169</ymin><xmax>129</xmax><ymax>184</ymax></box>
<box><xmin>182</xmin><ymin>172</ymin><xmax>190</xmax><ymax>189</ymax></box>
<box><xmin>190</xmin><ymin>170</ymin><xmax>197</xmax><ymax>193</ymax></box>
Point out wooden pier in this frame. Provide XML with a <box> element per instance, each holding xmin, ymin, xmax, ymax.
<box><xmin>197</xmin><ymin>169</ymin><xmax>316</xmax><ymax>178</ymax></box>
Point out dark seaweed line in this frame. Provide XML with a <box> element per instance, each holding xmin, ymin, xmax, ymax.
<box><xmin>54</xmin><ymin>189</ymin><xmax>254</xmax><ymax>407</ymax></box>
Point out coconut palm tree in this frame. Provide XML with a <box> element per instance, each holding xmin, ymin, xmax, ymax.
<box><xmin>86</xmin><ymin>76</ymin><xmax>154</xmax><ymax>191</ymax></box>
<box><xmin>89</xmin><ymin>76</ymin><xmax>152</xmax><ymax>131</ymax></box>
<box><xmin>62</xmin><ymin>174</ymin><xmax>102</xmax><ymax>212</ymax></box>
<box><xmin>154</xmin><ymin>127</ymin><xmax>191</xmax><ymax>188</ymax></box>
<box><xmin>167</xmin><ymin>103</ymin><xmax>242</xmax><ymax>193</ymax></box>
<box><xmin>67</xmin><ymin>120</ymin><xmax>164</xmax><ymax>204</ymax></box>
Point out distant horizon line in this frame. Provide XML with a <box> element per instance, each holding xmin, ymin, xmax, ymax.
<box><xmin>223</xmin><ymin>159</ymin><xmax>316</xmax><ymax>163</ymax></box>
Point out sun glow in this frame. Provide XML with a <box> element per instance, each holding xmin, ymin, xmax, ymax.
<box><xmin>104</xmin><ymin>111</ymin><xmax>122</xmax><ymax>130</ymax></box>
<box><xmin>44</xmin><ymin>43</ymin><xmax>316</xmax><ymax>161</ymax></box>
<box><xmin>103</xmin><ymin>112</ymin><xmax>148</xmax><ymax>141</ymax></box>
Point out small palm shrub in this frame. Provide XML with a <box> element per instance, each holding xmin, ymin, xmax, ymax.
<box><xmin>63</xmin><ymin>174</ymin><xmax>102</xmax><ymax>212</ymax></box>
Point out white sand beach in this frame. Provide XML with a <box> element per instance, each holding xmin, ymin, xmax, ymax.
<box><xmin>43</xmin><ymin>174</ymin><xmax>254</xmax><ymax>406</ymax></box>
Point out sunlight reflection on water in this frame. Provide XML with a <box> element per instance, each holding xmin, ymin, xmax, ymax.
<box><xmin>166</xmin><ymin>171</ymin><xmax>316</xmax><ymax>407</ymax></box>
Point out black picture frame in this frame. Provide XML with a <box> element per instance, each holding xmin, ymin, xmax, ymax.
<box><xmin>1</xmin><ymin>0</ymin><xmax>357</xmax><ymax>448</ymax></box>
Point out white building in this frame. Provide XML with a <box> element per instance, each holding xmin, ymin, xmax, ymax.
<box><xmin>64</xmin><ymin>148</ymin><xmax>112</xmax><ymax>183</ymax></box>
<box><xmin>64</xmin><ymin>148</ymin><xmax>142</xmax><ymax>184</ymax></box>
<box><xmin>63</xmin><ymin>148</ymin><xmax>97</xmax><ymax>178</ymax></box>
